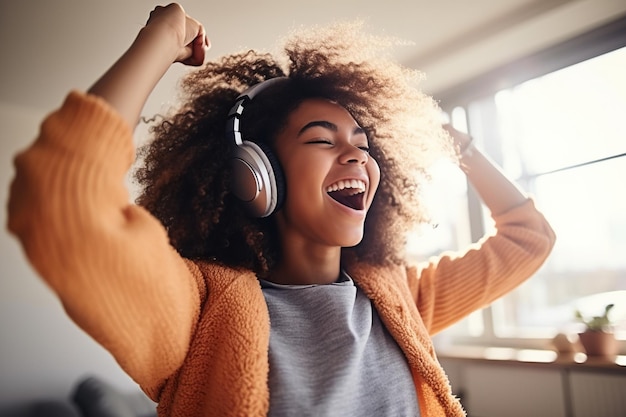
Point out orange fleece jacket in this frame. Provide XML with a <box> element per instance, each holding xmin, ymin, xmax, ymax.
<box><xmin>7</xmin><ymin>92</ymin><xmax>556</xmax><ymax>417</ymax></box>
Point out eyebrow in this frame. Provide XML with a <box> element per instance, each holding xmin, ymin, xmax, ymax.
<box><xmin>297</xmin><ymin>120</ymin><xmax>366</xmax><ymax>137</ymax></box>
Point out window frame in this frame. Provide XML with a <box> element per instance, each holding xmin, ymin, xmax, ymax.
<box><xmin>436</xmin><ymin>15</ymin><xmax>626</xmax><ymax>110</ymax></box>
<box><xmin>433</xmin><ymin>15</ymin><xmax>626</xmax><ymax>354</ymax></box>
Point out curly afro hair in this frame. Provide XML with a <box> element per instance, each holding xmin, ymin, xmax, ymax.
<box><xmin>134</xmin><ymin>21</ymin><xmax>454</xmax><ymax>278</ymax></box>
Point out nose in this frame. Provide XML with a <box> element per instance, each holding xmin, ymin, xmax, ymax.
<box><xmin>339</xmin><ymin>144</ymin><xmax>368</xmax><ymax>165</ymax></box>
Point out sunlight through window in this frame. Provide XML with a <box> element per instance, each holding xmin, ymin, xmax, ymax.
<box><xmin>415</xmin><ymin>46</ymin><xmax>626</xmax><ymax>351</ymax></box>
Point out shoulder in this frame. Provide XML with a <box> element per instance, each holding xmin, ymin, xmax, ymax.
<box><xmin>187</xmin><ymin>259</ymin><xmax>259</xmax><ymax>300</ymax></box>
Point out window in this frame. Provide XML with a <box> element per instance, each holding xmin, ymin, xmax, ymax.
<box><xmin>409</xmin><ymin>20</ymin><xmax>626</xmax><ymax>353</ymax></box>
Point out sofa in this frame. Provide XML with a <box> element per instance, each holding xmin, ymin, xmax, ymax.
<box><xmin>0</xmin><ymin>376</ymin><xmax>157</xmax><ymax>417</ymax></box>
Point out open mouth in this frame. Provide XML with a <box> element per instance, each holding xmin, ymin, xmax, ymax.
<box><xmin>326</xmin><ymin>179</ymin><xmax>366</xmax><ymax>211</ymax></box>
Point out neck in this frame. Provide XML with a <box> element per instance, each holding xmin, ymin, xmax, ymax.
<box><xmin>269</xmin><ymin>243</ymin><xmax>342</xmax><ymax>285</ymax></box>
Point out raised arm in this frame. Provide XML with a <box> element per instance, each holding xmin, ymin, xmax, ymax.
<box><xmin>444</xmin><ymin>124</ymin><xmax>527</xmax><ymax>215</ymax></box>
<box><xmin>89</xmin><ymin>3</ymin><xmax>209</xmax><ymax>127</ymax></box>
<box><xmin>7</xmin><ymin>4</ymin><xmax>210</xmax><ymax>397</ymax></box>
<box><xmin>411</xmin><ymin>125</ymin><xmax>556</xmax><ymax>334</ymax></box>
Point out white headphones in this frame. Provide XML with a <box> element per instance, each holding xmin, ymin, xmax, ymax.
<box><xmin>225</xmin><ymin>78</ymin><xmax>288</xmax><ymax>217</ymax></box>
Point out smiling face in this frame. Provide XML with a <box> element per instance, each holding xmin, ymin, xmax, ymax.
<box><xmin>273</xmin><ymin>98</ymin><xmax>380</xmax><ymax>250</ymax></box>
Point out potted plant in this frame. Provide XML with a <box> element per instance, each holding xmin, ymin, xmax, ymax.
<box><xmin>575</xmin><ymin>303</ymin><xmax>617</xmax><ymax>357</ymax></box>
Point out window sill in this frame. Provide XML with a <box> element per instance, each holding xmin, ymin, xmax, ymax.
<box><xmin>437</xmin><ymin>346</ymin><xmax>626</xmax><ymax>374</ymax></box>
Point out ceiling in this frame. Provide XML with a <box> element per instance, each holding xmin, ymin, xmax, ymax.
<box><xmin>1</xmin><ymin>0</ymin><xmax>625</xmax><ymax>115</ymax></box>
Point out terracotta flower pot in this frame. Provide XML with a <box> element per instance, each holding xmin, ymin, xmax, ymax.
<box><xmin>578</xmin><ymin>330</ymin><xmax>617</xmax><ymax>357</ymax></box>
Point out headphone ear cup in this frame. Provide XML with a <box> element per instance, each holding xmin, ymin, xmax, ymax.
<box><xmin>230</xmin><ymin>140</ymin><xmax>285</xmax><ymax>217</ymax></box>
<box><xmin>255</xmin><ymin>141</ymin><xmax>286</xmax><ymax>211</ymax></box>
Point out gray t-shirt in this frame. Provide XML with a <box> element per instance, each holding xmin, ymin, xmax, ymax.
<box><xmin>260</xmin><ymin>272</ymin><xmax>420</xmax><ymax>416</ymax></box>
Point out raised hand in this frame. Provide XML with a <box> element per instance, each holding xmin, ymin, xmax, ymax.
<box><xmin>145</xmin><ymin>3</ymin><xmax>209</xmax><ymax>66</ymax></box>
<box><xmin>88</xmin><ymin>3</ymin><xmax>211</xmax><ymax>127</ymax></box>
<box><xmin>442</xmin><ymin>123</ymin><xmax>472</xmax><ymax>156</ymax></box>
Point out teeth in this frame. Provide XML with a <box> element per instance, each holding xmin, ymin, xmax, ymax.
<box><xmin>326</xmin><ymin>179</ymin><xmax>366</xmax><ymax>194</ymax></box>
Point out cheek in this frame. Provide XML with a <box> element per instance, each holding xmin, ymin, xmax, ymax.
<box><xmin>283</xmin><ymin>153</ymin><xmax>327</xmax><ymax>185</ymax></box>
<box><xmin>281</xmin><ymin>158</ymin><xmax>325</xmax><ymax>205</ymax></box>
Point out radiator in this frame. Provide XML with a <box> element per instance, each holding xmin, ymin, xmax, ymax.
<box><xmin>568</xmin><ymin>370</ymin><xmax>626</xmax><ymax>417</ymax></box>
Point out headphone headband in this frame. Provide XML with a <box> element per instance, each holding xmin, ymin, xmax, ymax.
<box><xmin>226</xmin><ymin>77</ymin><xmax>289</xmax><ymax>146</ymax></box>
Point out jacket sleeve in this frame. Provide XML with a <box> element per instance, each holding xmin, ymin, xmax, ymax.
<box><xmin>408</xmin><ymin>198</ymin><xmax>556</xmax><ymax>335</ymax></box>
<box><xmin>7</xmin><ymin>91</ymin><xmax>206</xmax><ymax>397</ymax></box>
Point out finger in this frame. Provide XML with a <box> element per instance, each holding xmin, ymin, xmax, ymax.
<box><xmin>185</xmin><ymin>21</ymin><xmax>209</xmax><ymax>64</ymax></box>
<box><xmin>146</xmin><ymin>6</ymin><xmax>162</xmax><ymax>25</ymax></box>
<box><xmin>182</xmin><ymin>33</ymin><xmax>209</xmax><ymax>66</ymax></box>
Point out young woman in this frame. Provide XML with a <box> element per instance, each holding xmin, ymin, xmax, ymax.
<box><xmin>7</xmin><ymin>4</ymin><xmax>556</xmax><ymax>416</ymax></box>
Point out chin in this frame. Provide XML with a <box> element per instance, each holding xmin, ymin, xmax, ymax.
<box><xmin>339</xmin><ymin>232</ymin><xmax>364</xmax><ymax>248</ymax></box>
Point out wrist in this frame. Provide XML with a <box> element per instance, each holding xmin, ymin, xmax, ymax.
<box><xmin>135</xmin><ymin>24</ymin><xmax>181</xmax><ymax>64</ymax></box>
<box><xmin>458</xmin><ymin>136</ymin><xmax>475</xmax><ymax>158</ymax></box>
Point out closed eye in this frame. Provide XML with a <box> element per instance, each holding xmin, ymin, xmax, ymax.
<box><xmin>306</xmin><ymin>139</ymin><xmax>333</xmax><ymax>145</ymax></box>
